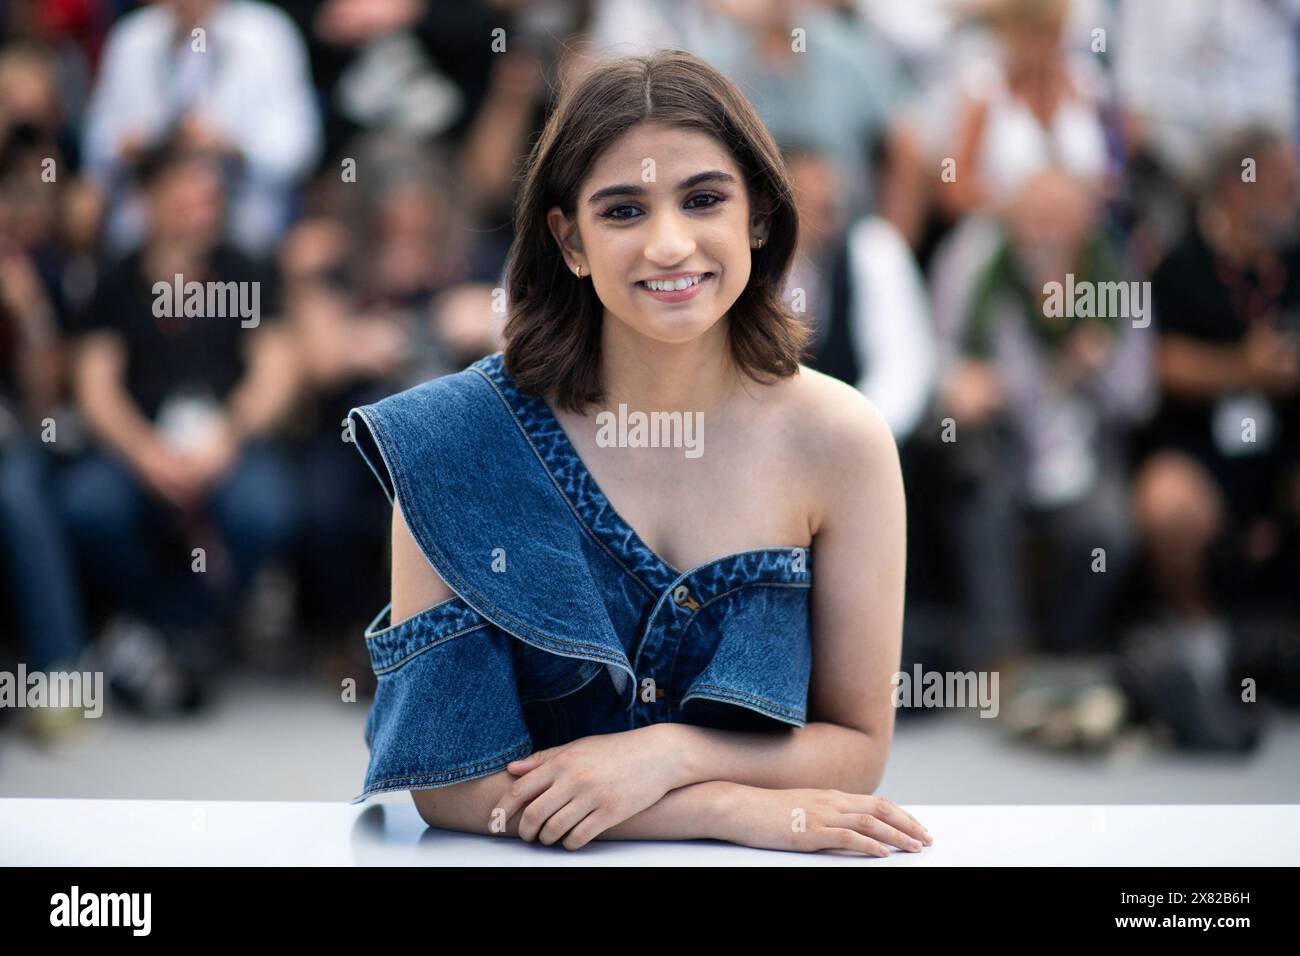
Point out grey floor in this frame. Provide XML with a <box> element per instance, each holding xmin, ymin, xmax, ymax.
<box><xmin>2</xmin><ymin>669</ymin><xmax>1297</xmax><ymax>804</ymax></box>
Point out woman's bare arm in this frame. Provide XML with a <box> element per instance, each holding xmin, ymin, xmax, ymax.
<box><xmin>410</xmin><ymin>769</ymin><xmax>930</xmax><ymax>854</ymax></box>
<box><xmin>410</xmin><ymin>770</ymin><xmax>739</xmax><ymax>842</ymax></box>
<box><xmin>391</xmin><ymin>500</ymin><xmax>455</xmax><ymax>622</ymax></box>
<box><xmin>649</xmin><ymin>375</ymin><xmax>907</xmax><ymax>797</ymax></box>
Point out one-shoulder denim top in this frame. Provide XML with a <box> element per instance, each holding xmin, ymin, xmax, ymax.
<box><xmin>346</xmin><ymin>351</ymin><xmax>813</xmax><ymax>803</ymax></box>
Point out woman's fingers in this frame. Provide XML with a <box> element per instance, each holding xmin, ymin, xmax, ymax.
<box><xmin>536</xmin><ymin>797</ymin><xmax>597</xmax><ymax>847</ymax></box>
<box><xmin>562</xmin><ymin>810</ymin><xmax>611</xmax><ymax>851</ymax></box>
<box><xmin>493</xmin><ymin>767</ymin><xmax>553</xmax><ymax>831</ymax></box>
<box><xmin>835</xmin><ymin>812</ymin><xmax>925</xmax><ymax>852</ymax></box>
<box><xmin>823</xmin><ymin>827</ymin><xmax>892</xmax><ymax>857</ymax></box>
<box><xmin>507</xmin><ymin>744</ymin><xmax>560</xmax><ymax>771</ymax></box>
<box><xmin>885</xmin><ymin>800</ymin><xmax>933</xmax><ymax>842</ymax></box>
<box><xmin>510</xmin><ymin>780</ymin><xmax>570</xmax><ymax>842</ymax></box>
<box><xmin>845</xmin><ymin>795</ymin><xmax>932</xmax><ymax>845</ymax></box>
<box><xmin>872</xmin><ymin>798</ymin><xmax>933</xmax><ymax>845</ymax></box>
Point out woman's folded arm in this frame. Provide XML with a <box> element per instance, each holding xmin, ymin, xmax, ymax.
<box><xmin>409</xmin><ymin>773</ymin><xmax>929</xmax><ymax>855</ymax></box>
<box><xmin>410</xmin><ymin>771</ymin><xmax>741</xmax><ymax>843</ymax></box>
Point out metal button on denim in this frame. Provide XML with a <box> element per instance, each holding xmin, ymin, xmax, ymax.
<box><xmin>346</xmin><ymin>352</ymin><xmax>813</xmax><ymax>804</ymax></box>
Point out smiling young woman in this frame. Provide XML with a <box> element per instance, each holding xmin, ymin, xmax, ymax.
<box><xmin>347</xmin><ymin>49</ymin><xmax>927</xmax><ymax>856</ymax></box>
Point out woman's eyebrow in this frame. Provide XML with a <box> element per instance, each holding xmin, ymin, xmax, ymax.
<box><xmin>586</xmin><ymin>170</ymin><xmax>737</xmax><ymax>205</ymax></box>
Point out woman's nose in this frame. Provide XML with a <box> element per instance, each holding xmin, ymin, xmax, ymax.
<box><xmin>644</xmin><ymin>209</ymin><xmax>696</xmax><ymax>264</ymax></box>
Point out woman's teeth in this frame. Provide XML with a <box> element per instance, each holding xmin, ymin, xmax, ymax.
<box><xmin>641</xmin><ymin>274</ymin><xmax>706</xmax><ymax>291</ymax></box>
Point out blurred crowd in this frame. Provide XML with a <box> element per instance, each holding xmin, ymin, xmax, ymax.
<box><xmin>0</xmin><ymin>0</ymin><xmax>1297</xmax><ymax>756</ymax></box>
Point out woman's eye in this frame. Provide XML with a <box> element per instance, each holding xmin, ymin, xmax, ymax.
<box><xmin>602</xmin><ymin>205</ymin><xmax>641</xmax><ymax>221</ymax></box>
<box><xmin>686</xmin><ymin>193</ymin><xmax>724</xmax><ymax>210</ymax></box>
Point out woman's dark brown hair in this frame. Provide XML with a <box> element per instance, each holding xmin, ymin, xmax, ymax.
<box><xmin>503</xmin><ymin>49</ymin><xmax>807</xmax><ymax>413</ymax></box>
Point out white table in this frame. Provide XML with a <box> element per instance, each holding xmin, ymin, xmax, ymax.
<box><xmin>2</xmin><ymin>798</ymin><xmax>1297</xmax><ymax>865</ymax></box>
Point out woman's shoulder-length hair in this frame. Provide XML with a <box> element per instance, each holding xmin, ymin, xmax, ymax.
<box><xmin>502</xmin><ymin>48</ymin><xmax>808</xmax><ymax>413</ymax></box>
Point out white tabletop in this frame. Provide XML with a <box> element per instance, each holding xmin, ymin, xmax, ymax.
<box><xmin>2</xmin><ymin>798</ymin><xmax>1296</xmax><ymax>865</ymax></box>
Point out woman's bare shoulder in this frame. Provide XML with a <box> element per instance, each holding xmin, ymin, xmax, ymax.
<box><xmin>776</xmin><ymin>365</ymin><xmax>897</xmax><ymax>468</ymax></box>
<box><xmin>767</xmin><ymin>366</ymin><xmax>901</xmax><ymax>534</ymax></box>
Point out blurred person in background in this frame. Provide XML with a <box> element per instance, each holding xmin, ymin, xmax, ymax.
<box><xmin>278</xmin><ymin>0</ymin><xmax>562</xmax><ymax>284</ymax></box>
<box><xmin>278</xmin><ymin>0</ymin><xmax>514</xmax><ymax>167</ymax></box>
<box><xmin>0</xmin><ymin>42</ymin><xmax>84</xmax><ymax>298</ymax></box>
<box><xmin>931</xmin><ymin>167</ymin><xmax>1154</xmax><ymax>693</ymax></box>
<box><xmin>61</xmin><ymin>135</ymin><xmax>301</xmax><ymax>713</ymax></box>
<box><xmin>280</xmin><ymin>133</ymin><xmax>499</xmax><ymax>682</ymax></box>
<box><xmin>865</xmin><ymin>0</ymin><xmax>1119</xmax><ymax>271</ymax></box>
<box><xmin>0</xmin><ymin>40</ymin><xmax>82</xmax><ymax>179</ymax></box>
<box><xmin>1113</xmin><ymin>0</ymin><xmax>1299</xmax><ymax>277</ymax></box>
<box><xmin>454</xmin><ymin>37</ymin><xmax>552</xmax><ymax>279</ymax></box>
<box><xmin>0</xmin><ymin>39</ymin><xmax>103</xmax><ymax>329</ymax></box>
<box><xmin>341</xmin><ymin>134</ymin><xmax>475</xmax><ymax>326</ymax></box>
<box><xmin>324</xmin><ymin>130</ymin><xmax>501</xmax><ymax>385</ymax></box>
<box><xmin>277</xmin><ymin>213</ymin><xmax>397</xmax><ymax>684</ymax></box>
<box><xmin>0</xmin><ymin>20</ymin><xmax>110</xmax><ymax>322</ymax></box>
<box><xmin>0</xmin><ymin>39</ymin><xmax>99</xmax><ymax>745</ymax></box>
<box><xmin>0</xmin><ymin>237</ymin><xmax>93</xmax><ymax>746</ymax></box>
<box><xmin>936</xmin><ymin>0</ymin><xmax>1113</xmax><ymax>221</ymax></box>
<box><xmin>81</xmin><ymin>0</ymin><xmax>321</xmax><ymax>257</ymax></box>
<box><xmin>1124</xmin><ymin>127</ymin><xmax>1300</xmax><ymax>750</ymax></box>
<box><xmin>786</xmin><ymin>145</ymin><xmax>935</xmax><ymax>444</ymax></box>
<box><xmin>1114</xmin><ymin>0</ymin><xmax>1297</xmax><ymax>192</ymax></box>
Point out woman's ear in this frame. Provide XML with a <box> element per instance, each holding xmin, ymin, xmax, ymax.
<box><xmin>546</xmin><ymin>205</ymin><xmax>587</xmax><ymax>274</ymax></box>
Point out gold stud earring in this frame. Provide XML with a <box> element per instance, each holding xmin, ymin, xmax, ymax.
<box><xmin>574</xmin><ymin>263</ymin><xmax>583</xmax><ymax>278</ymax></box>
<box><xmin>754</xmin><ymin>237</ymin><xmax>765</xmax><ymax>250</ymax></box>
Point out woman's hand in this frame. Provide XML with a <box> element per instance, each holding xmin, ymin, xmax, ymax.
<box><xmin>497</xmin><ymin>724</ymin><xmax>688</xmax><ymax>849</ymax></box>
<box><xmin>720</xmin><ymin>786</ymin><xmax>933</xmax><ymax>856</ymax></box>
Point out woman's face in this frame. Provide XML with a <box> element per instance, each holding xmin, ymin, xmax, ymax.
<box><xmin>547</xmin><ymin>122</ymin><xmax>766</xmax><ymax>346</ymax></box>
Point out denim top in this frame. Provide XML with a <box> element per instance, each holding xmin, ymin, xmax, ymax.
<box><xmin>346</xmin><ymin>351</ymin><xmax>813</xmax><ymax>803</ymax></box>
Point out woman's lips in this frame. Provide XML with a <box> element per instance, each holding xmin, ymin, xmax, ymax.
<box><xmin>635</xmin><ymin>272</ymin><xmax>713</xmax><ymax>303</ymax></box>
